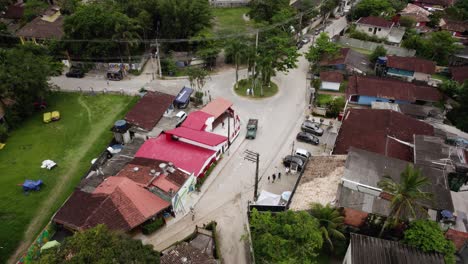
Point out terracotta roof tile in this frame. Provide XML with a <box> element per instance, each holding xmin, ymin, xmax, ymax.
<box><xmin>357</xmin><ymin>16</ymin><xmax>394</xmax><ymax>28</ymax></box>
<box><xmin>201</xmin><ymin>97</ymin><xmax>233</xmax><ymax>119</ymax></box>
<box><xmin>442</xmin><ymin>20</ymin><xmax>468</xmax><ymax>32</ymax></box>
<box><xmin>446</xmin><ymin>228</ymin><xmax>468</xmax><ymax>250</ymax></box>
<box><xmin>451</xmin><ymin>66</ymin><xmax>468</xmax><ymax>84</ymax></box>
<box><xmin>333</xmin><ymin>109</ymin><xmax>434</xmax><ymax>161</ymax></box>
<box><xmin>342</xmin><ymin>208</ymin><xmax>368</xmax><ymax>227</ymax></box>
<box><xmin>346</xmin><ymin>75</ymin><xmax>442</xmax><ymax>102</ymax></box>
<box><xmin>320</xmin><ymin>71</ymin><xmax>344</xmax><ymax>83</ymax></box>
<box><xmin>387</xmin><ymin>55</ymin><xmax>436</xmax><ymax>74</ymax></box>
<box><xmin>125</xmin><ymin>91</ymin><xmax>175</xmax><ymax>130</ymax></box>
<box><xmin>319</xmin><ymin>48</ymin><xmax>349</xmax><ymax>66</ymax></box>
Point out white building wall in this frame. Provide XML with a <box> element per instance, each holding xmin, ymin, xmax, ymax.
<box><xmin>413</xmin><ymin>72</ymin><xmax>431</xmax><ymax>82</ymax></box>
<box><xmin>343</xmin><ymin>244</ymin><xmax>353</xmax><ymax>264</ymax></box>
<box><xmin>356</xmin><ymin>24</ymin><xmax>391</xmax><ymax>38</ymax></box>
<box><xmin>342</xmin><ymin>178</ymin><xmax>382</xmax><ymax>197</ymax></box>
<box><xmin>172</xmin><ymin>173</ymin><xmax>197</xmax><ymax>217</ymax></box>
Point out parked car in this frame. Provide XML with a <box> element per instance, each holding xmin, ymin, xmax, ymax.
<box><xmin>283</xmin><ymin>155</ymin><xmax>305</xmax><ymax>171</ymax></box>
<box><xmin>301</xmin><ymin>120</ymin><xmax>324</xmax><ymax>136</ymax></box>
<box><xmin>175</xmin><ymin>111</ymin><xmax>187</xmax><ymax>127</ymax></box>
<box><xmin>65</xmin><ymin>68</ymin><xmax>84</xmax><ymax>78</ymax></box>
<box><xmin>295</xmin><ymin>148</ymin><xmax>311</xmax><ymax>160</ymax></box>
<box><xmin>296</xmin><ymin>132</ymin><xmax>319</xmax><ymax>145</ymax></box>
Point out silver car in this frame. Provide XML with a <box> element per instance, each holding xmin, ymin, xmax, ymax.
<box><xmin>301</xmin><ymin>120</ymin><xmax>324</xmax><ymax>136</ymax></box>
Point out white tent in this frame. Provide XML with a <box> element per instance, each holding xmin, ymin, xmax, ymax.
<box><xmin>256</xmin><ymin>190</ymin><xmax>281</xmax><ymax>206</ymax></box>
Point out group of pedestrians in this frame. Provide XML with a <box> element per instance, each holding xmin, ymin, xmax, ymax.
<box><xmin>267</xmin><ymin>172</ymin><xmax>281</xmax><ymax>183</ymax></box>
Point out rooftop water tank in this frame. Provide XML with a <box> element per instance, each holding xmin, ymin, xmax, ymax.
<box><xmin>114</xmin><ymin>120</ymin><xmax>126</xmax><ymax>130</ymax></box>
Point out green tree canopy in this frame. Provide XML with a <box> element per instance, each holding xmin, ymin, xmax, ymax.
<box><xmin>36</xmin><ymin>225</ymin><xmax>160</xmax><ymax>263</ymax></box>
<box><xmin>23</xmin><ymin>0</ymin><xmax>48</xmax><ymax>22</ymax></box>
<box><xmin>250</xmin><ymin>209</ymin><xmax>323</xmax><ymax>263</ymax></box>
<box><xmin>403</xmin><ymin>220</ymin><xmax>456</xmax><ymax>264</ymax></box>
<box><xmin>377</xmin><ymin>164</ymin><xmax>432</xmax><ymax>231</ymax></box>
<box><xmin>309</xmin><ymin>203</ymin><xmax>345</xmax><ymax>250</ymax></box>
<box><xmin>447</xmin><ymin>81</ymin><xmax>468</xmax><ymax>132</ymax></box>
<box><xmin>306</xmin><ymin>32</ymin><xmax>340</xmax><ymax>63</ymax></box>
<box><xmin>248</xmin><ymin>0</ymin><xmax>291</xmax><ymax>22</ymax></box>
<box><xmin>350</xmin><ymin>0</ymin><xmax>393</xmax><ymax>20</ymax></box>
<box><xmin>0</xmin><ymin>44</ymin><xmax>55</xmax><ymax>126</ymax></box>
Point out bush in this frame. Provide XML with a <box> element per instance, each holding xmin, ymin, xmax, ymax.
<box><xmin>194</xmin><ymin>91</ymin><xmax>204</xmax><ymax>105</ymax></box>
<box><xmin>161</xmin><ymin>58</ymin><xmax>178</xmax><ymax>76</ymax></box>
<box><xmin>369</xmin><ymin>45</ymin><xmax>387</xmax><ymax>63</ymax></box>
<box><xmin>0</xmin><ymin>125</ymin><xmax>8</xmax><ymax>142</ymax></box>
<box><xmin>142</xmin><ymin>218</ymin><xmax>165</xmax><ymax>235</ymax></box>
<box><xmin>327</xmin><ymin>97</ymin><xmax>345</xmax><ymax>118</ymax></box>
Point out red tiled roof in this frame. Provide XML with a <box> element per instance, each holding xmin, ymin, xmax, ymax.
<box><xmin>442</xmin><ymin>20</ymin><xmax>468</xmax><ymax>32</ymax></box>
<box><xmin>445</xmin><ymin>228</ymin><xmax>468</xmax><ymax>250</ymax></box>
<box><xmin>333</xmin><ymin>109</ymin><xmax>434</xmax><ymax>161</ymax></box>
<box><xmin>343</xmin><ymin>207</ymin><xmax>369</xmax><ymax>228</ymax></box>
<box><xmin>93</xmin><ymin>177</ymin><xmax>170</xmax><ymax>228</ymax></box>
<box><xmin>2</xmin><ymin>2</ymin><xmax>24</xmax><ymax>19</ymax></box>
<box><xmin>135</xmin><ymin>134</ymin><xmax>216</xmax><ymax>176</ymax></box>
<box><xmin>201</xmin><ymin>97</ymin><xmax>233</xmax><ymax>119</ymax></box>
<box><xmin>16</xmin><ymin>15</ymin><xmax>64</xmax><ymax>39</ymax></box>
<box><xmin>320</xmin><ymin>48</ymin><xmax>349</xmax><ymax>66</ymax></box>
<box><xmin>451</xmin><ymin>66</ymin><xmax>468</xmax><ymax>84</ymax></box>
<box><xmin>165</xmin><ymin>127</ymin><xmax>227</xmax><ymax>146</ymax></box>
<box><xmin>357</xmin><ymin>16</ymin><xmax>394</xmax><ymax>28</ymax></box>
<box><xmin>387</xmin><ymin>56</ymin><xmax>436</xmax><ymax>74</ymax></box>
<box><xmin>125</xmin><ymin>91</ymin><xmax>175</xmax><ymax>130</ymax></box>
<box><xmin>320</xmin><ymin>71</ymin><xmax>344</xmax><ymax>83</ymax></box>
<box><xmin>401</xmin><ymin>13</ymin><xmax>430</xmax><ymax>23</ymax></box>
<box><xmin>181</xmin><ymin>111</ymin><xmax>213</xmax><ymax>131</ymax></box>
<box><xmin>346</xmin><ymin>75</ymin><xmax>442</xmax><ymax>102</ymax></box>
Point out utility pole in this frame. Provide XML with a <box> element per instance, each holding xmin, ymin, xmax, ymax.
<box><xmin>156</xmin><ymin>39</ymin><xmax>162</xmax><ymax>78</ymax></box>
<box><xmin>244</xmin><ymin>150</ymin><xmax>260</xmax><ymax>201</ymax></box>
<box><xmin>291</xmin><ymin>141</ymin><xmax>295</xmax><ymax>156</ymax></box>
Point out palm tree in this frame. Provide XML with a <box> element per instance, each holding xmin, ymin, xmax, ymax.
<box><xmin>377</xmin><ymin>164</ymin><xmax>432</xmax><ymax>236</ymax></box>
<box><xmin>225</xmin><ymin>38</ymin><xmax>248</xmax><ymax>89</ymax></box>
<box><xmin>309</xmin><ymin>203</ymin><xmax>345</xmax><ymax>250</ymax></box>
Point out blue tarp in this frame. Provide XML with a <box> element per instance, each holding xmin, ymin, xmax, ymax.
<box><xmin>174</xmin><ymin>87</ymin><xmax>194</xmax><ymax>104</ymax></box>
<box><xmin>23</xmin><ymin>180</ymin><xmax>43</xmax><ymax>191</ymax></box>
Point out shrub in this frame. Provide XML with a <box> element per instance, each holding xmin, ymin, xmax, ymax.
<box><xmin>194</xmin><ymin>91</ymin><xmax>204</xmax><ymax>105</ymax></box>
<box><xmin>142</xmin><ymin>218</ymin><xmax>165</xmax><ymax>235</ymax></box>
<box><xmin>326</xmin><ymin>97</ymin><xmax>345</xmax><ymax>118</ymax></box>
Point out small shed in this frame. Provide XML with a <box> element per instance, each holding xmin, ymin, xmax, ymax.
<box><xmin>320</xmin><ymin>71</ymin><xmax>344</xmax><ymax>91</ymax></box>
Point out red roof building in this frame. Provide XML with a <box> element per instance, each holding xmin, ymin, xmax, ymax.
<box><xmin>135</xmin><ymin>134</ymin><xmax>217</xmax><ymax>177</ymax></box>
<box><xmin>125</xmin><ymin>91</ymin><xmax>175</xmax><ymax>130</ymax></box>
<box><xmin>356</xmin><ymin>16</ymin><xmax>394</xmax><ymax>28</ymax></box>
<box><xmin>333</xmin><ymin>109</ymin><xmax>434</xmax><ymax>161</ymax></box>
<box><xmin>387</xmin><ymin>56</ymin><xmax>436</xmax><ymax>74</ymax></box>
<box><xmin>451</xmin><ymin>66</ymin><xmax>468</xmax><ymax>84</ymax></box>
<box><xmin>347</xmin><ymin>75</ymin><xmax>442</xmax><ymax>103</ymax></box>
<box><xmin>320</xmin><ymin>71</ymin><xmax>344</xmax><ymax>83</ymax></box>
<box><xmin>165</xmin><ymin>127</ymin><xmax>228</xmax><ymax>147</ymax></box>
<box><xmin>181</xmin><ymin>110</ymin><xmax>214</xmax><ymax>131</ymax></box>
<box><xmin>201</xmin><ymin>97</ymin><xmax>233</xmax><ymax>119</ymax></box>
<box><xmin>53</xmin><ymin>177</ymin><xmax>170</xmax><ymax>231</ymax></box>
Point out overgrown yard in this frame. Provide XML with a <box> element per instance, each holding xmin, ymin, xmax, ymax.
<box><xmin>211</xmin><ymin>7</ymin><xmax>258</xmax><ymax>35</ymax></box>
<box><xmin>0</xmin><ymin>92</ymin><xmax>137</xmax><ymax>263</ymax></box>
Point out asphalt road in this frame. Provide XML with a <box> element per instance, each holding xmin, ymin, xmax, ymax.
<box><xmin>50</xmin><ymin>17</ymin><xmax>346</xmax><ymax>264</ymax></box>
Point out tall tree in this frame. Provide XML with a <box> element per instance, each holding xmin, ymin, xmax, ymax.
<box><xmin>248</xmin><ymin>0</ymin><xmax>290</xmax><ymax>22</ymax></box>
<box><xmin>369</xmin><ymin>45</ymin><xmax>387</xmax><ymax>63</ymax></box>
<box><xmin>250</xmin><ymin>209</ymin><xmax>323</xmax><ymax>263</ymax></box>
<box><xmin>306</xmin><ymin>32</ymin><xmax>340</xmax><ymax>63</ymax></box>
<box><xmin>0</xmin><ymin>44</ymin><xmax>54</xmax><ymax>127</ymax></box>
<box><xmin>36</xmin><ymin>225</ymin><xmax>160</xmax><ymax>263</ymax></box>
<box><xmin>309</xmin><ymin>203</ymin><xmax>345</xmax><ymax>250</ymax></box>
<box><xmin>377</xmin><ymin>164</ymin><xmax>432</xmax><ymax>235</ymax></box>
<box><xmin>425</xmin><ymin>31</ymin><xmax>461</xmax><ymax>65</ymax></box>
<box><xmin>225</xmin><ymin>38</ymin><xmax>250</xmax><ymax>88</ymax></box>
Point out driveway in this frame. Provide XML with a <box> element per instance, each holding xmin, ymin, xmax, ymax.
<box><xmin>49</xmin><ymin>18</ymin><xmax>345</xmax><ymax>264</ymax></box>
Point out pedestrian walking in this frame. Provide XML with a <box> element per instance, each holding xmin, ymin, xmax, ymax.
<box><xmin>278</xmin><ymin>172</ymin><xmax>281</xmax><ymax>181</ymax></box>
<box><xmin>268</xmin><ymin>176</ymin><xmax>270</xmax><ymax>182</ymax></box>
<box><xmin>272</xmin><ymin>174</ymin><xmax>276</xmax><ymax>183</ymax></box>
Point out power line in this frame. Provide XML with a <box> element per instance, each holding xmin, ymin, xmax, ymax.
<box><xmin>0</xmin><ymin>6</ymin><xmax>319</xmax><ymax>44</ymax></box>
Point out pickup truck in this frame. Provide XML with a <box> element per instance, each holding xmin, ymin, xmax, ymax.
<box><xmin>246</xmin><ymin>119</ymin><xmax>258</xmax><ymax>139</ymax></box>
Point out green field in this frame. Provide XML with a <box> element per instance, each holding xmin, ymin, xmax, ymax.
<box><xmin>0</xmin><ymin>92</ymin><xmax>137</xmax><ymax>263</ymax></box>
<box><xmin>211</xmin><ymin>7</ymin><xmax>258</xmax><ymax>35</ymax></box>
<box><xmin>235</xmin><ymin>78</ymin><xmax>279</xmax><ymax>99</ymax></box>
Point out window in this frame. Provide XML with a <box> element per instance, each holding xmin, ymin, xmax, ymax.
<box><xmin>368</xmin><ymin>27</ymin><xmax>372</xmax><ymax>32</ymax></box>
<box><xmin>378</xmin><ymin>28</ymin><xmax>381</xmax><ymax>31</ymax></box>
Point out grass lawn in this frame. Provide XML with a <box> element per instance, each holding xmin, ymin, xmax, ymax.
<box><xmin>234</xmin><ymin>78</ymin><xmax>278</xmax><ymax>99</ymax></box>
<box><xmin>432</xmin><ymin>73</ymin><xmax>450</xmax><ymax>82</ymax></box>
<box><xmin>211</xmin><ymin>7</ymin><xmax>258</xmax><ymax>35</ymax></box>
<box><xmin>316</xmin><ymin>94</ymin><xmax>334</xmax><ymax>107</ymax></box>
<box><xmin>0</xmin><ymin>92</ymin><xmax>137</xmax><ymax>263</ymax></box>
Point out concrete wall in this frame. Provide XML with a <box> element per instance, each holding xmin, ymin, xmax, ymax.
<box><xmin>414</xmin><ymin>72</ymin><xmax>431</xmax><ymax>82</ymax></box>
<box><xmin>338</xmin><ymin>37</ymin><xmax>416</xmax><ymax>57</ymax></box>
<box><xmin>356</xmin><ymin>24</ymin><xmax>391</xmax><ymax>38</ymax></box>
